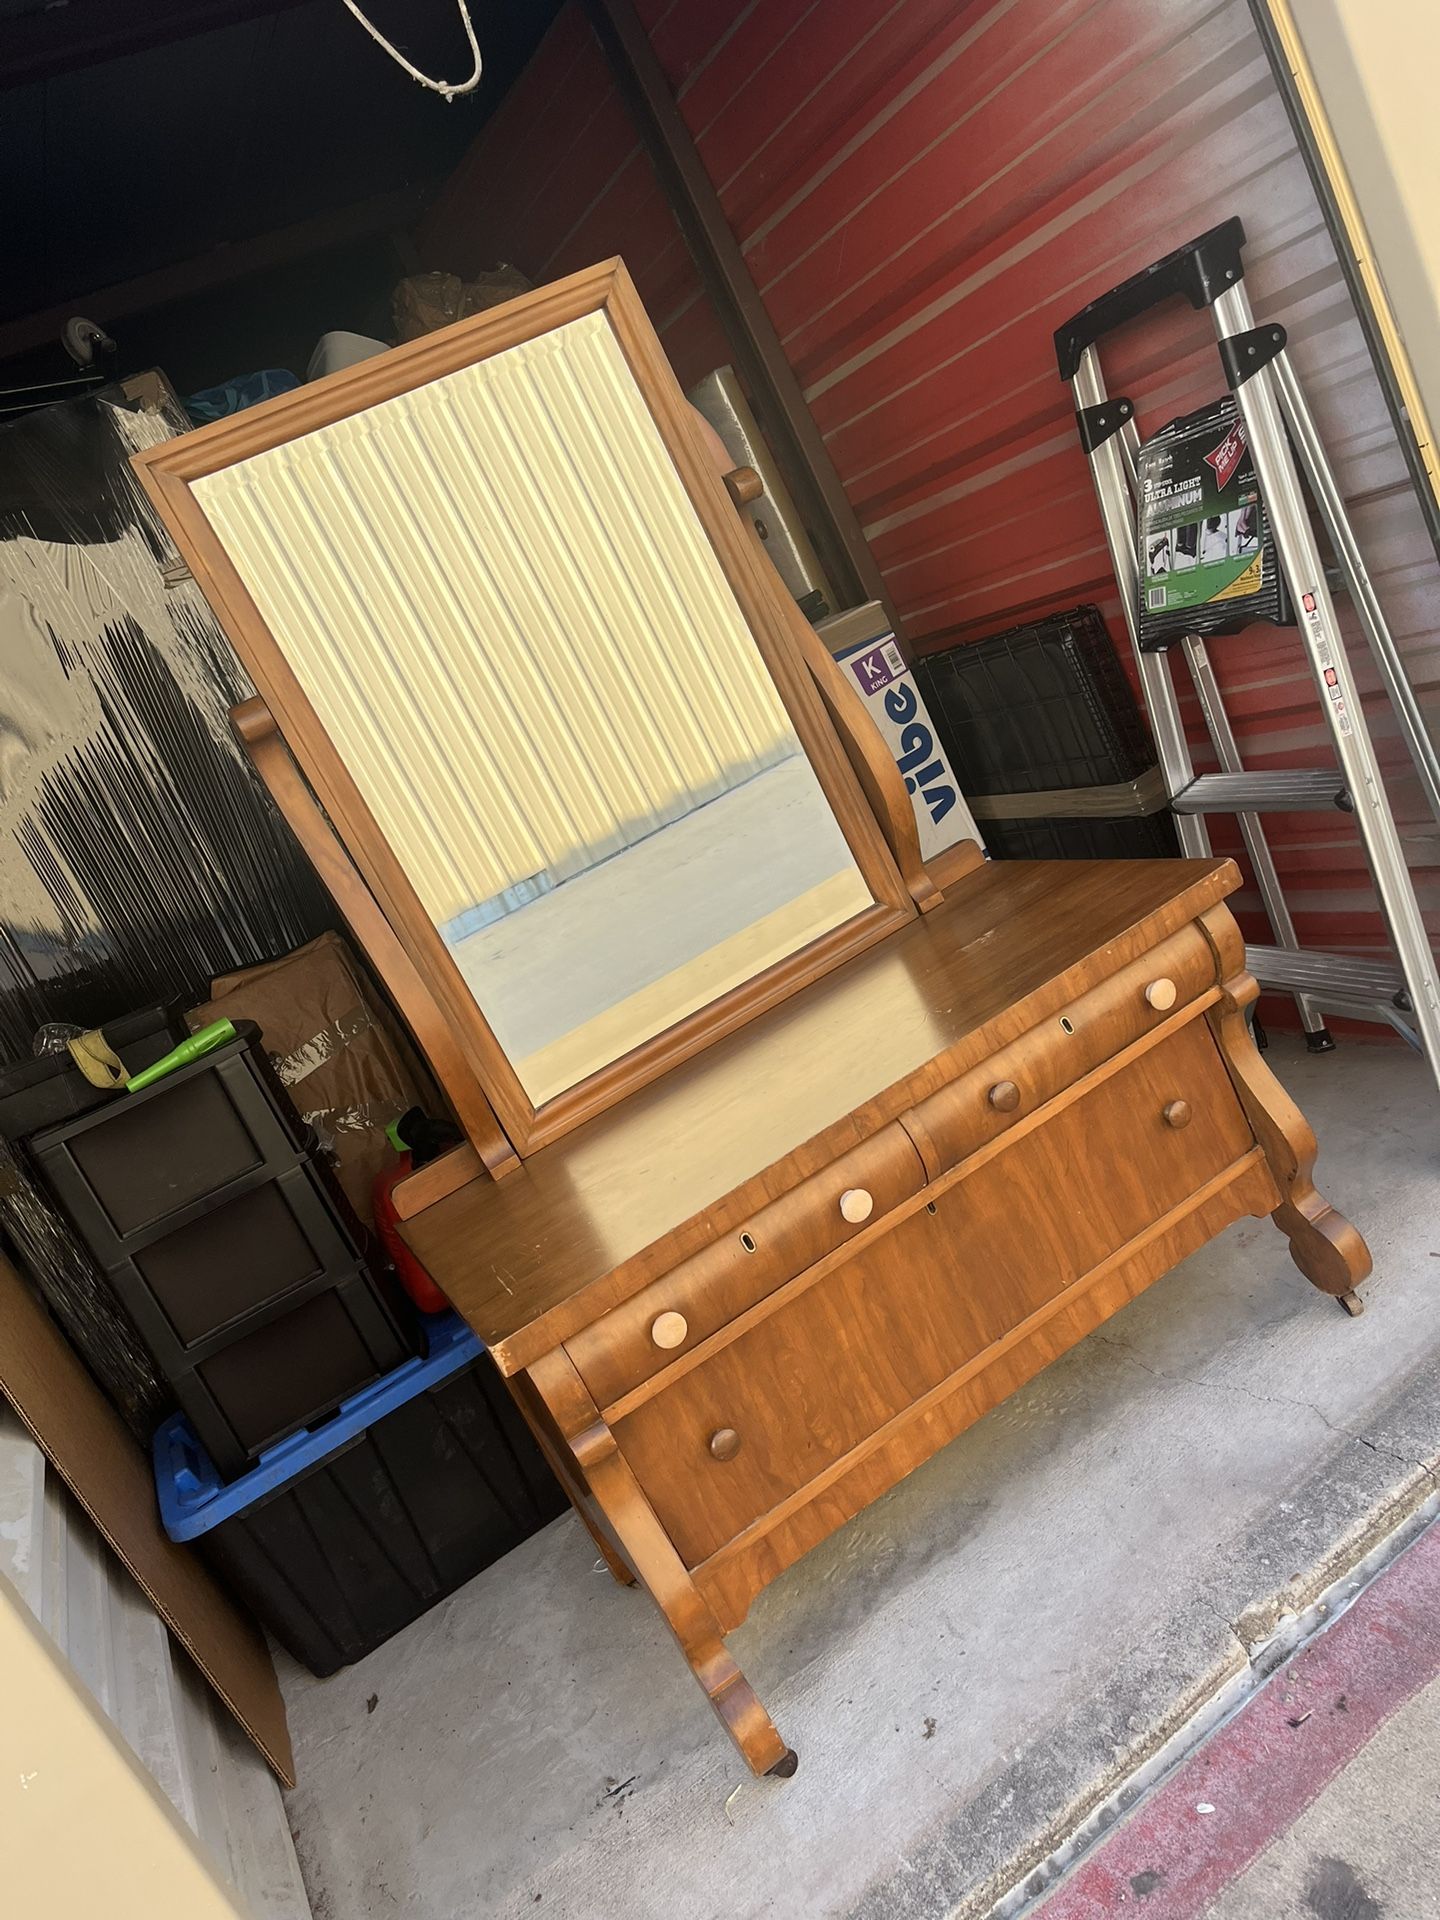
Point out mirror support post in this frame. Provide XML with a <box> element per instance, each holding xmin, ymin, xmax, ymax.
<box><xmin>721</xmin><ymin>472</ymin><xmax>943</xmax><ymax>916</ymax></box>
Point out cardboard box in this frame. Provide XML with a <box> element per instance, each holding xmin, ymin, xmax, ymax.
<box><xmin>0</xmin><ymin>1256</ymin><xmax>293</xmax><ymax>1784</ymax></box>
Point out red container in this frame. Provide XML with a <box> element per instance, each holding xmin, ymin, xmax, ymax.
<box><xmin>372</xmin><ymin>1146</ymin><xmax>450</xmax><ymax>1315</ymax></box>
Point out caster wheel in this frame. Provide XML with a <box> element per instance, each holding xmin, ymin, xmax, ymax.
<box><xmin>1338</xmin><ymin>1290</ymin><xmax>1366</xmax><ymax>1318</ymax></box>
<box><xmin>767</xmin><ymin>1748</ymin><xmax>799</xmax><ymax>1779</ymax></box>
<box><xmin>1305</xmin><ymin>1027</ymin><xmax>1337</xmax><ymax>1054</ymax></box>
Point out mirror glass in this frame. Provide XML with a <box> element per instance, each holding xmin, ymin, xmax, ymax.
<box><xmin>193</xmin><ymin>311</ymin><xmax>874</xmax><ymax>1105</ymax></box>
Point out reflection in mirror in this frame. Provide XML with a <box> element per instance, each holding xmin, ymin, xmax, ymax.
<box><xmin>193</xmin><ymin>310</ymin><xmax>874</xmax><ymax>1105</ymax></box>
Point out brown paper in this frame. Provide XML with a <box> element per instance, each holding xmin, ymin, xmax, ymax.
<box><xmin>190</xmin><ymin>931</ymin><xmax>443</xmax><ymax>1226</ymax></box>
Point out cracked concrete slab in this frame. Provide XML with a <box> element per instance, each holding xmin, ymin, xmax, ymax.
<box><xmin>278</xmin><ymin>1035</ymin><xmax>1439</xmax><ymax>1920</ymax></box>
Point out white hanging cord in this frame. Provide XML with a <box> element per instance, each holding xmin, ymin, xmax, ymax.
<box><xmin>338</xmin><ymin>0</ymin><xmax>483</xmax><ymax>100</ymax></box>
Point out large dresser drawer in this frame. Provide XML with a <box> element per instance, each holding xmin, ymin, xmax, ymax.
<box><xmin>902</xmin><ymin>920</ymin><xmax>1219</xmax><ymax>1178</ymax></box>
<box><xmin>614</xmin><ymin>1016</ymin><xmax>1259</xmax><ymax>1566</ymax></box>
<box><xmin>567</xmin><ymin>1121</ymin><xmax>925</xmax><ymax>1410</ymax></box>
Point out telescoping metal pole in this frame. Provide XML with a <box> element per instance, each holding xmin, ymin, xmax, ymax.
<box><xmin>1269</xmin><ymin>352</ymin><xmax>1440</xmax><ymax>828</ymax></box>
<box><xmin>1212</xmin><ymin>281</ymin><xmax>1440</xmax><ymax>1095</ymax></box>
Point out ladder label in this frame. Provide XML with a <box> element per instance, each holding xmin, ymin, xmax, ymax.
<box><xmin>1301</xmin><ymin>588</ymin><xmax>1354</xmax><ymax>735</ymax></box>
<box><xmin>1135</xmin><ymin>398</ymin><xmax>1289</xmax><ymax>646</ymax></box>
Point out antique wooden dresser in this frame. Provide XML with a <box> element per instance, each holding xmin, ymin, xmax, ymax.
<box><xmin>400</xmin><ymin>850</ymin><xmax>1366</xmax><ymax>1774</ymax></box>
<box><xmin>134</xmin><ymin>261</ymin><xmax>1369</xmax><ymax>1777</ymax></box>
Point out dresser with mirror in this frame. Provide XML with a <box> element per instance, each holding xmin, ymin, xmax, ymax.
<box><xmin>135</xmin><ymin>261</ymin><xmax>1368</xmax><ymax>1777</ymax></box>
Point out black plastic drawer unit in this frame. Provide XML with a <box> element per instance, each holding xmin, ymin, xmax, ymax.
<box><xmin>32</xmin><ymin>1020</ymin><xmax>416</xmax><ymax>1475</ymax></box>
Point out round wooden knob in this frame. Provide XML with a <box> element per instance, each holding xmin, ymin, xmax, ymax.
<box><xmin>988</xmin><ymin>1080</ymin><xmax>1021</xmax><ymax>1113</ymax></box>
<box><xmin>1162</xmin><ymin>1099</ymin><xmax>1192</xmax><ymax>1130</ymax></box>
<box><xmin>839</xmin><ymin>1188</ymin><xmax>874</xmax><ymax>1224</ymax></box>
<box><xmin>723</xmin><ymin>466</ymin><xmax>764</xmax><ymax>507</ymax></box>
<box><xmin>1145</xmin><ymin>977</ymin><xmax>1178</xmax><ymax>1011</ymax></box>
<box><xmin>650</xmin><ymin>1310</ymin><xmax>688</xmax><ymax>1349</ymax></box>
<box><xmin>709</xmin><ymin>1427</ymin><xmax>742</xmax><ymax>1461</ymax></box>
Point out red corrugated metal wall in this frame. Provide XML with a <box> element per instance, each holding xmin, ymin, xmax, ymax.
<box><xmin>421</xmin><ymin>0</ymin><xmax>1440</xmax><ymax>999</ymax></box>
<box><xmin>414</xmin><ymin>3</ymin><xmax>731</xmax><ymax>389</ymax></box>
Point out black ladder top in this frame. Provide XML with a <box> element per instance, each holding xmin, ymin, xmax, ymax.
<box><xmin>1054</xmin><ymin>216</ymin><xmax>1248</xmax><ymax>381</ymax></box>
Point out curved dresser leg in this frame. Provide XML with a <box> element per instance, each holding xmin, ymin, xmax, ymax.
<box><xmin>1199</xmin><ymin>908</ymin><xmax>1372</xmax><ymax>1301</ymax></box>
<box><xmin>528</xmin><ymin>1349</ymin><xmax>791</xmax><ymax>1776</ymax></box>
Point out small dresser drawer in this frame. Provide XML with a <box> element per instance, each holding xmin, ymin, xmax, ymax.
<box><xmin>566</xmin><ymin>1121</ymin><xmax>925</xmax><ymax>1410</ymax></box>
<box><xmin>903</xmin><ymin>920</ymin><xmax>1219</xmax><ymax>1177</ymax></box>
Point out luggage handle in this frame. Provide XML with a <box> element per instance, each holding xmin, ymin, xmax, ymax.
<box><xmin>1054</xmin><ymin>216</ymin><xmax>1247</xmax><ymax>381</ymax></box>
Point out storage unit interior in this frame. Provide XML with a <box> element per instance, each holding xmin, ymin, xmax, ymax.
<box><xmin>1</xmin><ymin>3</ymin><xmax>1437</xmax><ymax>1918</ymax></box>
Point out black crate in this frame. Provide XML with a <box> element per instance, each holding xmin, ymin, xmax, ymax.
<box><xmin>30</xmin><ymin>1022</ymin><xmax>310</xmax><ymax>1256</ymax></box>
<box><xmin>157</xmin><ymin>1315</ymin><xmax>568</xmax><ymax>1676</ymax></box>
<box><xmin>914</xmin><ymin>606</ymin><xmax>1177</xmax><ymax>860</ymax></box>
<box><xmin>173</xmin><ymin>1270</ymin><xmax>418</xmax><ymax>1467</ymax></box>
<box><xmin>31</xmin><ymin>1019</ymin><xmax>418</xmax><ymax>1475</ymax></box>
<box><xmin>914</xmin><ymin>605</ymin><xmax>1155</xmax><ymax>794</ymax></box>
<box><xmin>133</xmin><ymin>1169</ymin><xmax>353</xmax><ymax>1346</ymax></box>
<box><xmin>94</xmin><ymin>1161</ymin><xmax>363</xmax><ymax>1359</ymax></box>
<box><xmin>976</xmin><ymin>813</ymin><xmax>1179</xmax><ymax>860</ymax></box>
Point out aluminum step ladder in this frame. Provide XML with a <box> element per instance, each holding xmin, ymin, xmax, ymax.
<box><xmin>1055</xmin><ymin>216</ymin><xmax>1440</xmax><ymax>1095</ymax></box>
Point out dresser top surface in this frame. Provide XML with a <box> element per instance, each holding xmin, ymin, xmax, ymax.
<box><xmin>404</xmin><ymin>856</ymin><xmax>1237</xmax><ymax>1364</ymax></box>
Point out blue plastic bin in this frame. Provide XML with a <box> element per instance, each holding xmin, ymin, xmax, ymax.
<box><xmin>155</xmin><ymin>1313</ymin><xmax>565</xmax><ymax>1674</ymax></box>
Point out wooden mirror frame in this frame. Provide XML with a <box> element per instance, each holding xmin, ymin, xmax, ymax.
<box><xmin>132</xmin><ymin>260</ymin><xmax>928</xmax><ymax>1165</ymax></box>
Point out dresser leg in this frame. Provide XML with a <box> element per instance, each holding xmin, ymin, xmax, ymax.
<box><xmin>678</xmin><ymin>1615</ymin><xmax>793</xmax><ymax>1776</ymax></box>
<box><xmin>592</xmin><ymin>1528</ymin><xmax>639</xmax><ymax>1588</ymax></box>
<box><xmin>507</xmin><ymin>1370</ymin><xmax>637</xmax><ymax>1586</ymax></box>
<box><xmin>1200</xmin><ymin>911</ymin><xmax>1372</xmax><ymax>1301</ymax></box>
<box><xmin>528</xmin><ymin>1349</ymin><xmax>792</xmax><ymax>1776</ymax></box>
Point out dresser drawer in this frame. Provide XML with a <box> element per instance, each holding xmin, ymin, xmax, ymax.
<box><xmin>903</xmin><ymin>920</ymin><xmax>1219</xmax><ymax>1178</ymax></box>
<box><xmin>614</xmin><ymin>1017</ymin><xmax>1259</xmax><ymax>1567</ymax></box>
<box><xmin>566</xmin><ymin>1122</ymin><xmax>925</xmax><ymax>1410</ymax></box>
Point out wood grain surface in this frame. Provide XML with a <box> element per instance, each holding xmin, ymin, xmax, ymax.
<box><xmin>694</xmin><ymin>1152</ymin><xmax>1280</xmax><ymax>1631</ymax></box>
<box><xmin>612</xmin><ymin>1016</ymin><xmax>1256</xmax><ymax>1566</ymax></box>
<box><xmin>529</xmin><ymin>1346</ymin><xmax>790</xmax><ymax>1774</ymax></box>
<box><xmin>405</xmin><ymin>857</ymin><xmax>1240</xmax><ymax>1368</ymax></box>
<box><xmin>566</xmin><ymin>1121</ymin><xmax>925</xmax><ymax>1409</ymax></box>
<box><xmin>1196</xmin><ymin>904</ymin><xmax>1372</xmax><ymax>1297</ymax></box>
<box><xmin>424</xmin><ymin>857</ymin><xmax>1363</xmax><ymax>1769</ymax></box>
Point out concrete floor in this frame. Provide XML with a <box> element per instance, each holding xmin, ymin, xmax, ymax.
<box><xmin>278</xmin><ymin>1034</ymin><xmax>1438</xmax><ymax>1920</ymax></box>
